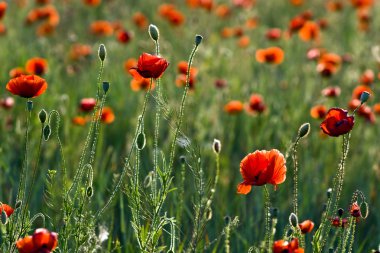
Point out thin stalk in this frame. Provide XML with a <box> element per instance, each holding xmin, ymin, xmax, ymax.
<box><xmin>292</xmin><ymin>137</ymin><xmax>300</xmax><ymax>216</ymax></box>
<box><xmin>264</xmin><ymin>186</ymin><xmax>271</xmax><ymax>252</ymax></box>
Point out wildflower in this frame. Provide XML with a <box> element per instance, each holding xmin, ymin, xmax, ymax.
<box><xmin>123</xmin><ymin>58</ymin><xmax>137</xmax><ymax>73</ymax></box>
<box><xmin>350</xmin><ymin>201</ymin><xmax>361</xmax><ymax>217</ymax></box>
<box><xmin>132</xmin><ymin>12</ymin><xmax>148</xmax><ymax>29</ymax></box>
<box><xmin>116</xmin><ymin>30</ymin><xmax>132</xmax><ymax>44</ymax></box>
<box><xmin>215</xmin><ymin>79</ymin><xmax>227</xmax><ymax>89</ymax></box>
<box><xmin>90</xmin><ymin>20</ymin><xmax>113</xmax><ymax>36</ymax></box>
<box><xmin>265</xmin><ymin>28</ymin><xmax>282</xmax><ymax>40</ymax></box>
<box><xmin>273</xmin><ymin>238</ymin><xmax>304</xmax><ymax>253</ymax></box>
<box><xmin>224</xmin><ymin>100</ymin><xmax>244</xmax><ymax>114</ymax></box>
<box><xmin>237</xmin><ymin>35</ymin><xmax>250</xmax><ymax>48</ymax></box>
<box><xmin>0</xmin><ymin>1</ymin><xmax>7</xmax><ymax>20</ymax></box>
<box><xmin>246</xmin><ymin>93</ymin><xmax>266</xmax><ymax>114</ymax></box>
<box><xmin>215</xmin><ymin>4</ymin><xmax>231</xmax><ymax>18</ymax></box>
<box><xmin>255</xmin><ymin>47</ymin><xmax>284</xmax><ymax>65</ymax></box>
<box><xmin>299</xmin><ymin>220</ymin><xmax>315</xmax><ymax>234</ymax></box>
<box><xmin>359</xmin><ymin>69</ymin><xmax>375</xmax><ymax>85</ymax></box>
<box><xmin>72</xmin><ymin>116</ymin><xmax>87</xmax><ymax>126</ymax></box>
<box><xmin>0</xmin><ymin>203</ymin><xmax>14</xmax><ymax>217</ymax></box>
<box><xmin>350</xmin><ymin>0</ymin><xmax>373</xmax><ymax>9</ymax></box>
<box><xmin>237</xmin><ymin>149</ymin><xmax>286</xmax><ymax>194</ymax></box>
<box><xmin>83</xmin><ymin>0</ymin><xmax>101</xmax><ymax>6</ymax></box>
<box><xmin>100</xmin><ymin>107</ymin><xmax>115</xmax><ymax>124</ymax></box>
<box><xmin>331</xmin><ymin>216</ymin><xmax>349</xmax><ymax>228</ymax></box>
<box><xmin>80</xmin><ymin>98</ymin><xmax>96</xmax><ymax>112</ymax></box>
<box><xmin>25</xmin><ymin>57</ymin><xmax>48</xmax><ymax>76</ymax></box>
<box><xmin>0</xmin><ymin>97</ymin><xmax>15</xmax><ymax>109</ymax></box>
<box><xmin>373</xmin><ymin>103</ymin><xmax>380</xmax><ymax>114</ymax></box>
<box><xmin>69</xmin><ymin>43</ymin><xmax>92</xmax><ymax>61</ymax></box>
<box><xmin>6</xmin><ymin>75</ymin><xmax>48</xmax><ymax>98</ymax></box>
<box><xmin>131</xmin><ymin>78</ymin><xmax>155</xmax><ymax>91</ymax></box>
<box><xmin>9</xmin><ymin>67</ymin><xmax>27</xmax><ymax>78</ymax></box>
<box><xmin>298</xmin><ymin>21</ymin><xmax>320</xmax><ymax>41</ymax></box>
<box><xmin>16</xmin><ymin>228</ymin><xmax>58</xmax><ymax>253</ymax></box>
<box><xmin>288</xmin><ymin>16</ymin><xmax>306</xmax><ymax>34</ymax></box>
<box><xmin>326</xmin><ymin>1</ymin><xmax>344</xmax><ymax>12</ymax></box>
<box><xmin>232</xmin><ymin>0</ymin><xmax>255</xmax><ymax>8</ymax></box>
<box><xmin>357</xmin><ymin>105</ymin><xmax>375</xmax><ymax>123</ymax></box>
<box><xmin>310</xmin><ymin>105</ymin><xmax>327</xmax><ymax>119</ymax></box>
<box><xmin>321</xmin><ymin>86</ymin><xmax>341</xmax><ymax>98</ymax></box>
<box><xmin>320</xmin><ymin>108</ymin><xmax>354</xmax><ymax>137</ymax></box>
<box><xmin>129</xmin><ymin>53</ymin><xmax>169</xmax><ymax>80</ymax></box>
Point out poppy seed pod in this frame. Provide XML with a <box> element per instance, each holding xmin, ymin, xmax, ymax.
<box><xmin>298</xmin><ymin>123</ymin><xmax>310</xmax><ymax>138</ymax></box>
<box><xmin>289</xmin><ymin>212</ymin><xmax>298</xmax><ymax>227</ymax></box>
<box><xmin>98</xmin><ymin>44</ymin><xmax>106</xmax><ymax>62</ymax></box>
<box><xmin>38</xmin><ymin>109</ymin><xmax>47</xmax><ymax>123</ymax></box>
<box><xmin>212</xmin><ymin>139</ymin><xmax>221</xmax><ymax>154</ymax></box>
<box><xmin>360</xmin><ymin>91</ymin><xmax>370</xmax><ymax>104</ymax></box>
<box><xmin>195</xmin><ymin>35</ymin><xmax>203</xmax><ymax>46</ymax></box>
<box><xmin>148</xmin><ymin>24</ymin><xmax>159</xmax><ymax>41</ymax></box>
<box><xmin>103</xmin><ymin>81</ymin><xmax>110</xmax><ymax>94</ymax></box>
<box><xmin>27</xmin><ymin>101</ymin><xmax>33</xmax><ymax>111</ymax></box>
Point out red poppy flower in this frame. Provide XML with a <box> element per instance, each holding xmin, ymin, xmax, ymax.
<box><xmin>0</xmin><ymin>1</ymin><xmax>7</xmax><ymax>20</ymax></box>
<box><xmin>321</xmin><ymin>86</ymin><xmax>341</xmax><ymax>97</ymax></box>
<box><xmin>357</xmin><ymin>105</ymin><xmax>375</xmax><ymax>124</ymax></box>
<box><xmin>238</xmin><ymin>35</ymin><xmax>250</xmax><ymax>48</ymax></box>
<box><xmin>237</xmin><ymin>149</ymin><xmax>286</xmax><ymax>194</ymax></box>
<box><xmin>129</xmin><ymin>53</ymin><xmax>169</xmax><ymax>80</ymax></box>
<box><xmin>100</xmin><ymin>107</ymin><xmax>115</xmax><ymax>124</ymax></box>
<box><xmin>246</xmin><ymin>93</ymin><xmax>266</xmax><ymax>114</ymax></box>
<box><xmin>273</xmin><ymin>238</ymin><xmax>304</xmax><ymax>253</ymax></box>
<box><xmin>350</xmin><ymin>201</ymin><xmax>361</xmax><ymax>217</ymax></box>
<box><xmin>83</xmin><ymin>0</ymin><xmax>101</xmax><ymax>6</ymax></box>
<box><xmin>359</xmin><ymin>69</ymin><xmax>374</xmax><ymax>85</ymax></box>
<box><xmin>299</xmin><ymin>220</ymin><xmax>315</xmax><ymax>234</ymax></box>
<box><xmin>331</xmin><ymin>216</ymin><xmax>349</xmax><ymax>228</ymax></box>
<box><xmin>16</xmin><ymin>228</ymin><xmax>58</xmax><ymax>253</ymax></box>
<box><xmin>320</xmin><ymin>108</ymin><xmax>354</xmax><ymax>137</ymax></box>
<box><xmin>224</xmin><ymin>100</ymin><xmax>244</xmax><ymax>114</ymax></box>
<box><xmin>298</xmin><ymin>21</ymin><xmax>320</xmax><ymax>42</ymax></box>
<box><xmin>90</xmin><ymin>20</ymin><xmax>114</xmax><ymax>36</ymax></box>
<box><xmin>265</xmin><ymin>28</ymin><xmax>282</xmax><ymax>40</ymax></box>
<box><xmin>80</xmin><ymin>98</ymin><xmax>96</xmax><ymax>112</ymax></box>
<box><xmin>72</xmin><ymin>116</ymin><xmax>88</xmax><ymax>126</ymax></box>
<box><xmin>131</xmin><ymin>78</ymin><xmax>155</xmax><ymax>91</ymax></box>
<box><xmin>25</xmin><ymin>57</ymin><xmax>48</xmax><ymax>76</ymax></box>
<box><xmin>0</xmin><ymin>97</ymin><xmax>15</xmax><ymax>109</ymax></box>
<box><xmin>352</xmin><ymin>85</ymin><xmax>373</xmax><ymax>100</ymax></box>
<box><xmin>132</xmin><ymin>12</ymin><xmax>148</xmax><ymax>29</ymax></box>
<box><xmin>116</xmin><ymin>30</ymin><xmax>132</xmax><ymax>44</ymax></box>
<box><xmin>6</xmin><ymin>75</ymin><xmax>48</xmax><ymax>98</ymax></box>
<box><xmin>310</xmin><ymin>105</ymin><xmax>327</xmax><ymax>119</ymax></box>
<box><xmin>69</xmin><ymin>43</ymin><xmax>92</xmax><ymax>61</ymax></box>
<box><xmin>373</xmin><ymin>103</ymin><xmax>380</xmax><ymax>114</ymax></box>
<box><xmin>0</xmin><ymin>203</ymin><xmax>14</xmax><ymax>217</ymax></box>
<box><xmin>9</xmin><ymin>67</ymin><xmax>27</xmax><ymax>78</ymax></box>
<box><xmin>256</xmin><ymin>47</ymin><xmax>284</xmax><ymax>65</ymax></box>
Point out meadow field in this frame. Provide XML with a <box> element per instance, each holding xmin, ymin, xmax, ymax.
<box><xmin>0</xmin><ymin>0</ymin><xmax>380</xmax><ymax>252</ymax></box>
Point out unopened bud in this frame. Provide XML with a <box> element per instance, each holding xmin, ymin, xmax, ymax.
<box><xmin>98</xmin><ymin>44</ymin><xmax>106</xmax><ymax>62</ymax></box>
<box><xmin>327</xmin><ymin>188</ymin><xmax>332</xmax><ymax>198</ymax></box>
<box><xmin>1</xmin><ymin>210</ymin><xmax>8</xmax><ymax>225</ymax></box>
<box><xmin>289</xmin><ymin>212</ymin><xmax>298</xmax><ymax>227</ymax></box>
<box><xmin>15</xmin><ymin>200</ymin><xmax>22</xmax><ymax>209</ymax></box>
<box><xmin>360</xmin><ymin>202</ymin><xmax>369</xmax><ymax>219</ymax></box>
<box><xmin>38</xmin><ymin>109</ymin><xmax>47</xmax><ymax>124</ymax></box>
<box><xmin>298</xmin><ymin>123</ymin><xmax>310</xmax><ymax>138</ymax></box>
<box><xmin>195</xmin><ymin>35</ymin><xmax>203</xmax><ymax>46</ymax></box>
<box><xmin>212</xmin><ymin>139</ymin><xmax>221</xmax><ymax>154</ymax></box>
<box><xmin>43</xmin><ymin>125</ymin><xmax>51</xmax><ymax>141</ymax></box>
<box><xmin>86</xmin><ymin>186</ymin><xmax>93</xmax><ymax>198</ymax></box>
<box><xmin>136</xmin><ymin>132</ymin><xmax>146</xmax><ymax>150</ymax></box>
<box><xmin>271</xmin><ymin>208</ymin><xmax>278</xmax><ymax>219</ymax></box>
<box><xmin>179</xmin><ymin>155</ymin><xmax>186</xmax><ymax>164</ymax></box>
<box><xmin>286</xmin><ymin>228</ymin><xmax>293</xmax><ymax>237</ymax></box>
<box><xmin>148</xmin><ymin>24</ymin><xmax>159</xmax><ymax>41</ymax></box>
<box><xmin>224</xmin><ymin>216</ymin><xmax>231</xmax><ymax>225</ymax></box>
<box><xmin>329</xmin><ymin>248</ymin><xmax>335</xmax><ymax>253</ymax></box>
<box><xmin>27</xmin><ymin>101</ymin><xmax>33</xmax><ymax>111</ymax></box>
<box><xmin>102</xmin><ymin>81</ymin><xmax>110</xmax><ymax>94</ymax></box>
<box><xmin>337</xmin><ymin>208</ymin><xmax>344</xmax><ymax>217</ymax></box>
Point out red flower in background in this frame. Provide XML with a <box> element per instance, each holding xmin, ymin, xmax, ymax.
<box><xmin>80</xmin><ymin>98</ymin><xmax>96</xmax><ymax>112</ymax></box>
<box><xmin>224</xmin><ymin>100</ymin><xmax>244</xmax><ymax>114</ymax></box>
<box><xmin>310</xmin><ymin>105</ymin><xmax>327</xmax><ymax>119</ymax></box>
<box><xmin>0</xmin><ymin>203</ymin><xmax>14</xmax><ymax>217</ymax></box>
<box><xmin>273</xmin><ymin>238</ymin><xmax>304</xmax><ymax>253</ymax></box>
<box><xmin>100</xmin><ymin>107</ymin><xmax>115</xmax><ymax>124</ymax></box>
<box><xmin>237</xmin><ymin>149</ymin><xmax>286</xmax><ymax>194</ymax></box>
<box><xmin>350</xmin><ymin>201</ymin><xmax>361</xmax><ymax>217</ymax></box>
<box><xmin>256</xmin><ymin>47</ymin><xmax>284</xmax><ymax>65</ymax></box>
<box><xmin>321</xmin><ymin>86</ymin><xmax>341</xmax><ymax>97</ymax></box>
<box><xmin>25</xmin><ymin>57</ymin><xmax>48</xmax><ymax>76</ymax></box>
<box><xmin>16</xmin><ymin>228</ymin><xmax>58</xmax><ymax>253</ymax></box>
<box><xmin>246</xmin><ymin>93</ymin><xmax>266</xmax><ymax>114</ymax></box>
<box><xmin>0</xmin><ymin>1</ymin><xmax>7</xmax><ymax>20</ymax></box>
<box><xmin>299</xmin><ymin>220</ymin><xmax>315</xmax><ymax>234</ymax></box>
<box><xmin>320</xmin><ymin>108</ymin><xmax>354</xmax><ymax>137</ymax></box>
<box><xmin>6</xmin><ymin>75</ymin><xmax>48</xmax><ymax>98</ymax></box>
<box><xmin>116</xmin><ymin>30</ymin><xmax>132</xmax><ymax>44</ymax></box>
<box><xmin>83</xmin><ymin>0</ymin><xmax>101</xmax><ymax>6</ymax></box>
<box><xmin>131</xmin><ymin>78</ymin><xmax>155</xmax><ymax>91</ymax></box>
<box><xmin>298</xmin><ymin>21</ymin><xmax>320</xmax><ymax>42</ymax></box>
<box><xmin>129</xmin><ymin>53</ymin><xmax>169</xmax><ymax>80</ymax></box>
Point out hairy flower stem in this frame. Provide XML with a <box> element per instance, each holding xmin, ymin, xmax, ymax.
<box><xmin>292</xmin><ymin>137</ymin><xmax>300</xmax><ymax>216</ymax></box>
<box><xmin>168</xmin><ymin>41</ymin><xmax>200</xmax><ymax>174</ymax></box>
<box><xmin>264</xmin><ymin>186</ymin><xmax>271</xmax><ymax>252</ymax></box>
<box><xmin>152</xmin><ymin>40</ymin><xmax>161</xmax><ymax>202</ymax></box>
<box><xmin>96</xmin><ymin>80</ymin><xmax>153</xmax><ymax>219</ymax></box>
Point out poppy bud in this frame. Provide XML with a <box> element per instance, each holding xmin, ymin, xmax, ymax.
<box><xmin>286</xmin><ymin>228</ymin><xmax>293</xmax><ymax>237</ymax></box>
<box><xmin>195</xmin><ymin>35</ymin><xmax>203</xmax><ymax>46</ymax></box>
<box><xmin>38</xmin><ymin>109</ymin><xmax>47</xmax><ymax>124</ymax></box>
<box><xmin>15</xmin><ymin>200</ymin><xmax>22</xmax><ymax>209</ymax></box>
<box><xmin>136</xmin><ymin>132</ymin><xmax>146</xmax><ymax>150</ymax></box>
<box><xmin>329</xmin><ymin>248</ymin><xmax>335</xmax><ymax>253</ymax></box>
<box><xmin>43</xmin><ymin>125</ymin><xmax>51</xmax><ymax>141</ymax></box>
<box><xmin>298</xmin><ymin>123</ymin><xmax>310</xmax><ymax>138</ymax></box>
<box><xmin>322</xmin><ymin>203</ymin><xmax>327</xmax><ymax>212</ymax></box>
<box><xmin>98</xmin><ymin>44</ymin><xmax>106</xmax><ymax>62</ymax></box>
<box><xmin>224</xmin><ymin>216</ymin><xmax>231</xmax><ymax>225</ymax></box>
<box><xmin>271</xmin><ymin>208</ymin><xmax>279</xmax><ymax>219</ymax></box>
<box><xmin>360</xmin><ymin>202</ymin><xmax>369</xmax><ymax>218</ymax></box>
<box><xmin>337</xmin><ymin>208</ymin><xmax>344</xmax><ymax>217</ymax></box>
<box><xmin>86</xmin><ymin>186</ymin><xmax>93</xmax><ymax>198</ymax></box>
<box><xmin>179</xmin><ymin>155</ymin><xmax>186</xmax><ymax>164</ymax></box>
<box><xmin>27</xmin><ymin>100</ymin><xmax>33</xmax><ymax>111</ymax></box>
<box><xmin>103</xmin><ymin>81</ymin><xmax>110</xmax><ymax>94</ymax></box>
<box><xmin>360</xmin><ymin>91</ymin><xmax>370</xmax><ymax>104</ymax></box>
<box><xmin>327</xmin><ymin>188</ymin><xmax>332</xmax><ymax>198</ymax></box>
<box><xmin>212</xmin><ymin>139</ymin><xmax>221</xmax><ymax>154</ymax></box>
<box><xmin>289</xmin><ymin>212</ymin><xmax>298</xmax><ymax>227</ymax></box>
<box><xmin>206</xmin><ymin>207</ymin><xmax>212</xmax><ymax>221</ymax></box>
<box><xmin>148</xmin><ymin>24</ymin><xmax>159</xmax><ymax>41</ymax></box>
<box><xmin>1</xmin><ymin>210</ymin><xmax>7</xmax><ymax>225</ymax></box>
